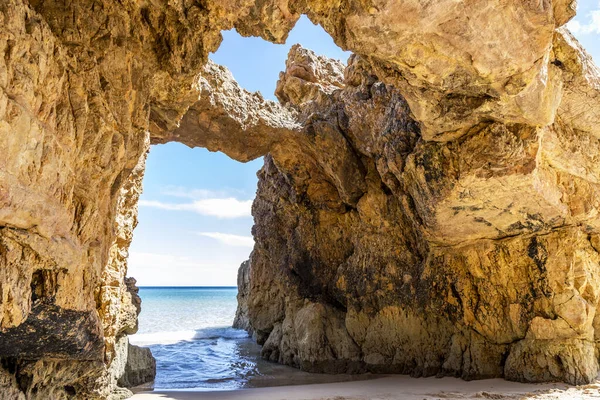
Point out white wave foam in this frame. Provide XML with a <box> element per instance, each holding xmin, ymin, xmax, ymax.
<box><xmin>129</xmin><ymin>327</ymin><xmax>249</xmax><ymax>346</ymax></box>
<box><xmin>130</xmin><ymin>330</ymin><xmax>198</xmax><ymax>345</ymax></box>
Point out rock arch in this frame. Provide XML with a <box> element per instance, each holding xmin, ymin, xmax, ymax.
<box><xmin>2</xmin><ymin>0</ymin><xmax>600</xmax><ymax>398</ymax></box>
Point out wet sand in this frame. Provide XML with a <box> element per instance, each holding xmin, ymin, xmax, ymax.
<box><xmin>131</xmin><ymin>375</ymin><xmax>600</xmax><ymax>400</ymax></box>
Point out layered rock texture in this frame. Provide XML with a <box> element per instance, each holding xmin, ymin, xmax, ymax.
<box><xmin>238</xmin><ymin>42</ymin><xmax>600</xmax><ymax>385</ymax></box>
<box><xmin>2</xmin><ymin>0</ymin><xmax>600</xmax><ymax>397</ymax></box>
<box><xmin>233</xmin><ymin>260</ymin><xmax>253</xmax><ymax>334</ymax></box>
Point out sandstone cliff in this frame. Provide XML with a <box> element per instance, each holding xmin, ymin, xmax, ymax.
<box><xmin>239</xmin><ymin>44</ymin><xmax>600</xmax><ymax>384</ymax></box>
<box><xmin>2</xmin><ymin>0</ymin><xmax>600</xmax><ymax>398</ymax></box>
<box><xmin>233</xmin><ymin>260</ymin><xmax>253</xmax><ymax>335</ymax></box>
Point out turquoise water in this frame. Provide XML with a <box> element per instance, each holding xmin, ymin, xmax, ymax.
<box><xmin>130</xmin><ymin>287</ymin><xmax>261</xmax><ymax>390</ymax></box>
<box><xmin>130</xmin><ymin>287</ymin><xmax>375</xmax><ymax>390</ymax></box>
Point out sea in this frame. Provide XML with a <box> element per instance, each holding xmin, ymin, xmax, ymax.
<box><xmin>129</xmin><ymin>287</ymin><xmax>371</xmax><ymax>391</ymax></box>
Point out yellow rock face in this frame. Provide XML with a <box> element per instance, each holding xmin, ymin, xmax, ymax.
<box><xmin>1</xmin><ymin>0</ymin><xmax>600</xmax><ymax>397</ymax></box>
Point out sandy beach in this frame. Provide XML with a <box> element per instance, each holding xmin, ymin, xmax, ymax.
<box><xmin>131</xmin><ymin>375</ymin><xmax>600</xmax><ymax>400</ymax></box>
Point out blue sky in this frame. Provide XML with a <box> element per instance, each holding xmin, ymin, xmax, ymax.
<box><xmin>128</xmin><ymin>17</ymin><xmax>349</xmax><ymax>286</ymax></box>
<box><xmin>129</xmin><ymin>11</ymin><xmax>600</xmax><ymax>287</ymax></box>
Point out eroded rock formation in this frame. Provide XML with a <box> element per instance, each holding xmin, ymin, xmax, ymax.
<box><xmin>237</xmin><ymin>44</ymin><xmax>600</xmax><ymax>384</ymax></box>
<box><xmin>2</xmin><ymin>0</ymin><xmax>600</xmax><ymax>397</ymax></box>
<box><xmin>233</xmin><ymin>260</ymin><xmax>253</xmax><ymax>335</ymax></box>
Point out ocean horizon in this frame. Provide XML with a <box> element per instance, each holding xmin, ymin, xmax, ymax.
<box><xmin>137</xmin><ymin>286</ymin><xmax>237</xmax><ymax>290</ymax></box>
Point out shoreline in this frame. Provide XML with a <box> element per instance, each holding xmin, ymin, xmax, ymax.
<box><xmin>131</xmin><ymin>375</ymin><xmax>600</xmax><ymax>399</ymax></box>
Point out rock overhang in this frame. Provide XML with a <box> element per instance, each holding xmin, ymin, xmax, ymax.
<box><xmin>2</xmin><ymin>0</ymin><xmax>600</xmax><ymax>397</ymax></box>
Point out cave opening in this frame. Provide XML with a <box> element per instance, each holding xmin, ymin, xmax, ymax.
<box><xmin>127</xmin><ymin>143</ymin><xmax>262</xmax><ymax>390</ymax></box>
<box><xmin>4</xmin><ymin>1</ymin><xmax>600</xmax><ymax>398</ymax></box>
<box><xmin>125</xmin><ymin>16</ymin><xmax>349</xmax><ymax>390</ymax></box>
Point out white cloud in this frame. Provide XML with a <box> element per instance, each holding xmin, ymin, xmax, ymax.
<box><xmin>127</xmin><ymin>251</ymin><xmax>247</xmax><ymax>286</ymax></box>
<box><xmin>160</xmin><ymin>186</ymin><xmax>249</xmax><ymax>199</ymax></box>
<box><xmin>160</xmin><ymin>187</ymin><xmax>225</xmax><ymax>199</ymax></box>
<box><xmin>568</xmin><ymin>7</ymin><xmax>600</xmax><ymax>35</ymax></box>
<box><xmin>139</xmin><ymin>197</ymin><xmax>252</xmax><ymax>218</ymax></box>
<box><xmin>197</xmin><ymin>232</ymin><xmax>255</xmax><ymax>248</ymax></box>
